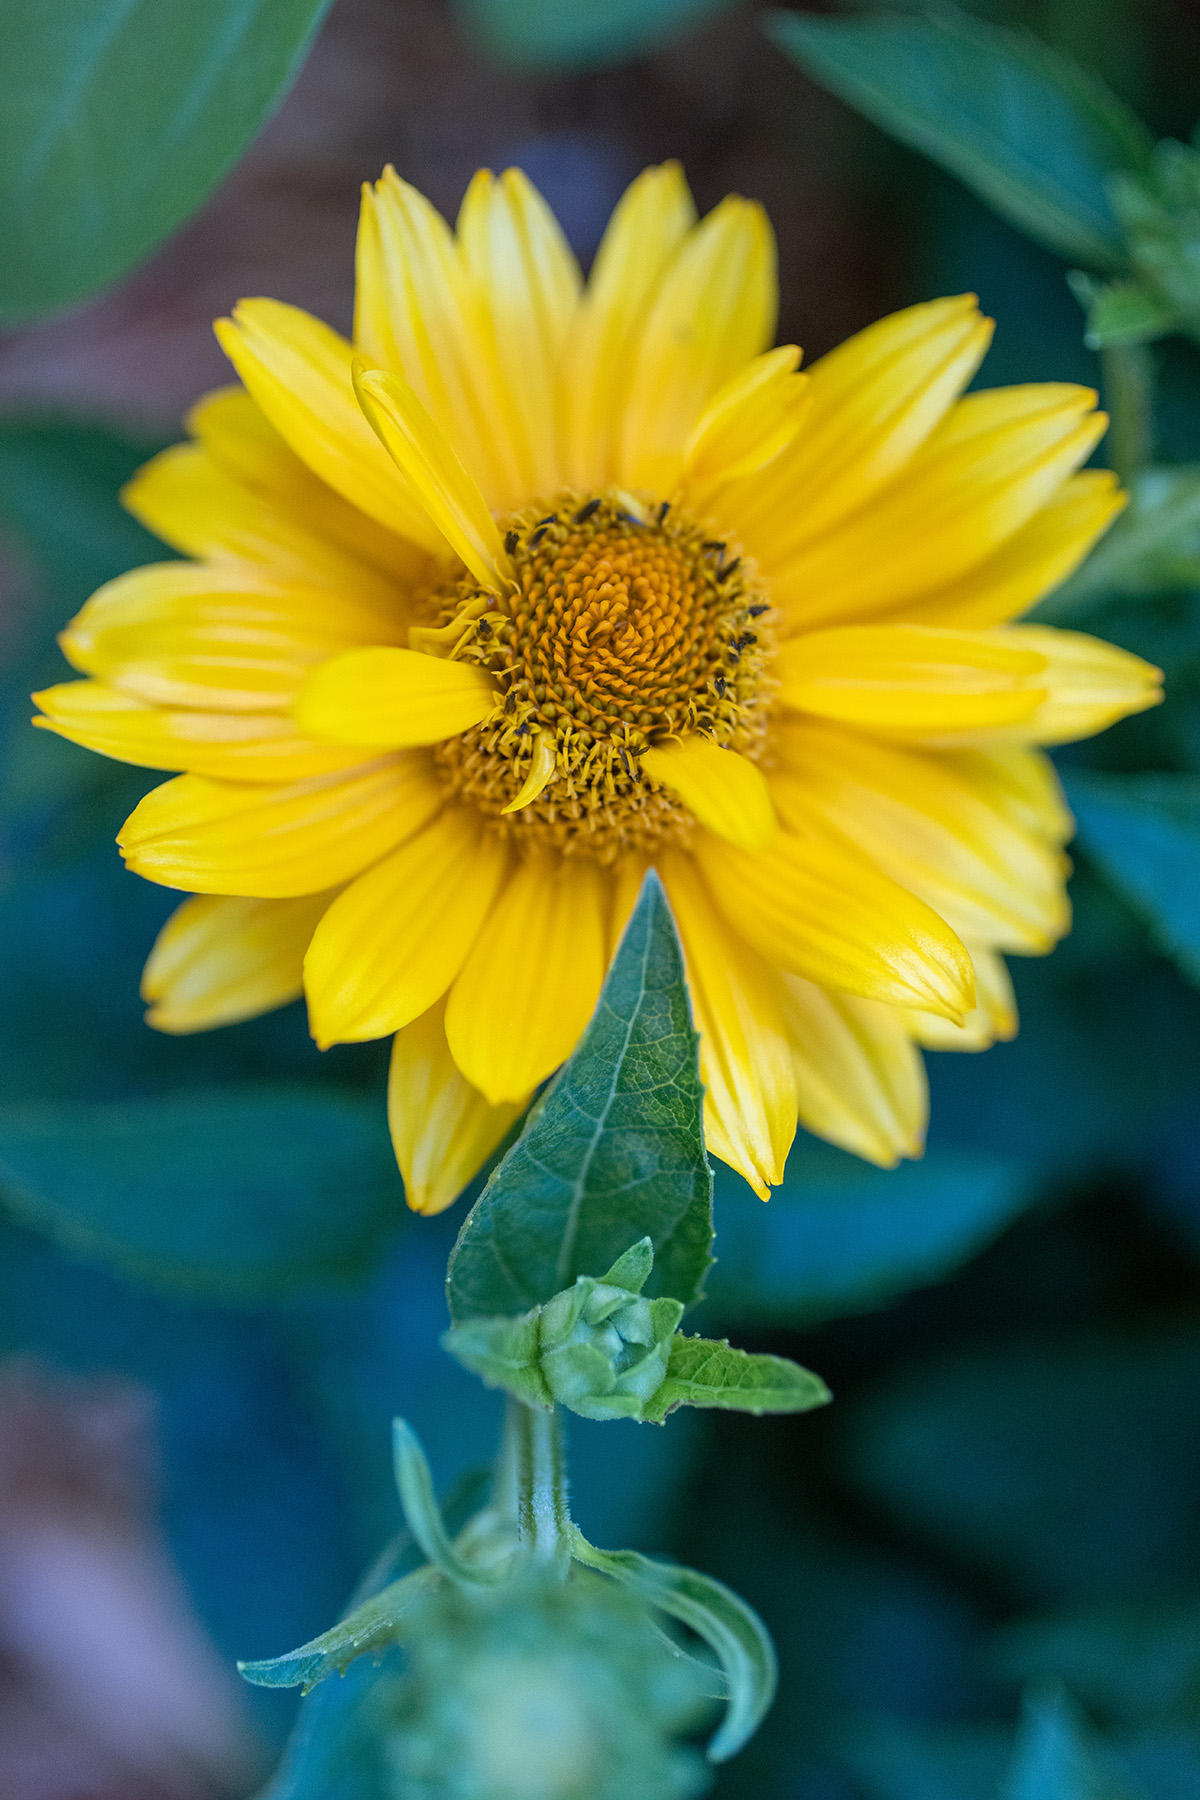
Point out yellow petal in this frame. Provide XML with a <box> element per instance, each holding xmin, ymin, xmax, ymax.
<box><xmin>304</xmin><ymin>807</ymin><xmax>510</xmax><ymax>1047</ymax></box>
<box><xmin>609</xmin><ymin>852</ymin><xmax>651</xmax><ymax>964</ymax></box>
<box><xmin>773</xmin><ymin>723</ymin><xmax>1070</xmax><ymax>953</ymax></box>
<box><xmin>388</xmin><ymin>997</ymin><xmax>528</xmax><ymax>1216</ymax></box>
<box><xmin>640</xmin><ymin>737</ymin><xmax>776</xmax><ymax>850</ymax></box>
<box><xmin>775</xmin><ymin>624</ymin><xmax>1049</xmax><ymax>737</ymax></box>
<box><xmin>905</xmin><ymin>945</ymin><xmax>1017</xmax><ymax>1051</ymax></box>
<box><xmin>953</xmin><ymin>745</ymin><xmax>1073</xmax><ymax>843</ymax></box>
<box><xmin>60</xmin><ymin>562</ymin><xmax>395</xmax><ymax>711</ymax></box>
<box><xmin>118</xmin><ymin>756</ymin><xmax>442</xmax><ymax>897</ymax></box>
<box><xmin>126</xmin><ymin>392</ymin><xmax>429</xmax><ymax>594</ymax></box>
<box><xmin>905</xmin><ymin>470</ymin><xmax>1126</xmax><ymax>628</ymax></box>
<box><xmin>214</xmin><ymin>300</ymin><xmax>441</xmax><ymax>551</ymax></box>
<box><xmin>972</xmin><ymin>625</ymin><xmax>1163</xmax><ymax>744</ymax></box>
<box><xmin>658</xmin><ymin>853</ymin><xmax>797</xmax><ymax>1197</ymax></box>
<box><xmin>295</xmin><ymin>646</ymin><xmax>497</xmax><ymax>749</ymax></box>
<box><xmin>501</xmin><ymin>730</ymin><xmax>557</xmax><ymax>814</ymax></box>
<box><xmin>719</xmin><ymin>295</ymin><xmax>991</xmax><ymax>562</ymax></box>
<box><xmin>355</xmin><ymin>170</ymin><xmax>517</xmax><ymax>510</ymax></box>
<box><xmin>778</xmin><ymin>977</ymin><xmax>927</xmax><ymax>1166</ymax></box>
<box><xmin>619</xmin><ymin>195</ymin><xmax>777</xmax><ymax>493</ymax></box>
<box><xmin>353</xmin><ymin>364</ymin><xmax>508</xmax><ymax>590</ymax></box>
<box><xmin>456</xmin><ymin>167</ymin><xmax>582</xmax><ymax>501</ymax></box>
<box><xmin>33</xmin><ymin>682</ymin><xmax>370</xmax><ymax>781</ymax></box>
<box><xmin>560</xmin><ymin>162</ymin><xmax>697</xmax><ymax>491</ymax></box>
<box><xmin>445</xmin><ymin>850</ymin><xmax>608</xmax><ymax>1104</ymax></box>
<box><xmin>771</xmin><ymin>384</ymin><xmax>1108</xmax><ymax>628</ymax></box>
<box><xmin>692</xmin><ymin>819</ymin><xmax>975</xmax><ymax>1021</ymax></box>
<box><xmin>142</xmin><ymin>892</ymin><xmax>332</xmax><ymax>1033</ymax></box>
<box><xmin>680</xmin><ymin>345</ymin><xmax>809</xmax><ymax>502</ymax></box>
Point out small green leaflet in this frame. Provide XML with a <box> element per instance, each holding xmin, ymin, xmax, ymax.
<box><xmin>570</xmin><ymin>1532</ymin><xmax>776</xmax><ymax>1763</ymax></box>
<box><xmin>239</xmin><ymin>1566</ymin><xmax>440</xmax><ymax>1692</ymax></box>
<box><xmin>767</xmin><ymin>9</ymin><xmax>1151</xmax><ymax>271</ymax></box>
<box><xmin>643</xmin><ymin>1336</ymin><xmax>831</xmax><ymax>1423</ymax></box>
<box><xmin>1</xmin><ymin>0</ymin><xmax>333</xmax><ymax>320</ymax></box>
<box><xmin>447</xmin><ymin>871</ymin><xmax>713</xmax><ymax>1321</ymax></box>
<box><xmin>1065</xmin><ymin>772</ymin><xmax>1200</xmax><ymax>988</ymax></box>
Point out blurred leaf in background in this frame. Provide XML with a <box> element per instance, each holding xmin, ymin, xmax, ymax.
<box><xmin>0</xmin><ymin>0</ymin><xmax>335</xmax><ymax>322</ymax></box>
<box><xmin>454</xmin><ymin>0</ymin><xmax>739</xmax><ymax>71</ymax></box>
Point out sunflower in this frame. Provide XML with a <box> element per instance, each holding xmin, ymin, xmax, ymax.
<box><xmin>34</xmin><ymin>163</ymin><xmax>1160</xmax><ymax>1209</ymax></box>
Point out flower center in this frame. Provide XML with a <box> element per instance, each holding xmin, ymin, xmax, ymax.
<box><xmin>427</xmin><ymin>490</ymin><xmax>773</xmax><ymax>862</ymax></box>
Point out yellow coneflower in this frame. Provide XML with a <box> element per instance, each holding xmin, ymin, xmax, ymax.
<box><xmin>34</xmin><ymin>164</ymin><xmax>1160</xmax><ymax>1211</ymax></box>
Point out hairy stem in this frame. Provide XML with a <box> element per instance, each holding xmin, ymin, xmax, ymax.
<box><xmin>498</xmin><ymin>1397</ymin><xmax>571</xmax><ymax>1567</ymax></box>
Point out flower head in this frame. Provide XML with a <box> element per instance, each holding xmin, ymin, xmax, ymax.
<box><xmin>34</xmin><ymin>164</ymin><xmax>1161</xmax><ymax>1207</ymax></box>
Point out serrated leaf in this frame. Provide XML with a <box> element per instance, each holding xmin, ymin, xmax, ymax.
<box><xmin>767</xmin><ymin>9</ymin><xmax>1151</xmax><ymax>270</ymax></box>
<box><xmin>447</xmin><ymin>872</ymin><xmax>713</xmax><ymax>1321</ymax></box>
<box><xmin>1003</xmin><ymin>1686</ymin><xmax>1141</xmax><ymax>1800</ymax></box>
<box><xmin>454</xmin><ymin>0</ymin><xmax>737</xmax><ymax>70</ymax></box>
<box><xmin>1</xmin><ymin>0</ymin><xmax>334</xmax><ymax>321</ymax></box>
<box><xmin>644</xmin><ymin>1335</ymin><xmax>830</xmax><ymax>1421</ymax></box>
<box><xmin>0</xmin><ymin>1084</ymin><xmax>404</xmax><ymax>1299</ymax></box>
<box><xmin>1065</xmin><ymin>772</ymin><xmax>1200</xmax><ymax>987</ymax></box>
<box><xmin>239</xmin><ymin>1564</ymin><xmax>440</xmax><ymax>1690</ymax></box>
<box><xmin>570</xmin><ymin>1532</ymin><xmax>776</xmax><ymax>1762</ymax></box>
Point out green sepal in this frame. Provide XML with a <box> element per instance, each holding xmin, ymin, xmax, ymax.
<box><xmin>643</xmin><ymin>1336</ymin><xmax>832</xmax><ymax>1423</ymax></box>
<box><xmin>238</xmin><ymin>1564</ymin><xmax>440</xmax><ymax>1692</ymax></box>
<box><xmin>392</xmin><ymin>1420</ymin><xmax>503</xmax><ymax>1586</ymax></box>
<box><xmin>1068</xmin><ymin>269</ymin><xmax>1180</xmax><ymax>348</ymax></box>
<box><xmin>570</xmin><ymin>1530</ymin><xmax>777</xmax><ymax>1763</ymax></box>
<box><xmin>438</xmin><ymin>1312</ymin><xmax>553</xmax><ymax>1411</ymax></box>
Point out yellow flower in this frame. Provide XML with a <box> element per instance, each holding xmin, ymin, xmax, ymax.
<box><xmin>34</xmin><ymin>164</ymin><xmax>1161</xmax><ymax>1211</ymax></box>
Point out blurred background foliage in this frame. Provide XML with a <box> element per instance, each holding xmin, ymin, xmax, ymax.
<box><xmin>4</xmin><ymin>1</ymin><xmax>1200</xmax><ymax>1796</ymax></box>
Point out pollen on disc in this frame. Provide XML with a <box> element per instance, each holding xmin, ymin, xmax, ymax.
<box><xmin>422</xmin><ymin>491</ymin><xmax>774</xmax><ymax>863</ymax></box>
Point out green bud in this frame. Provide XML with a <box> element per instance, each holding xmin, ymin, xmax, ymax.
<box><xmin>379</xmin><ymin>1565</ymin><xmax>713</xmax><ymax>1800</ymax></box>
<box><xmin>443</xmin><ymin>1239</ymin><xmax>684</xmax><ymax>1422</ymax></box>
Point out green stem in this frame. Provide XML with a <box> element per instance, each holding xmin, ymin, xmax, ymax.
<box><xmin>1101</xmin><ymin>340</ymin><xmax>1154</xmax><ymax>487</ymax></box>
<box><xmin>499</xmin><ymin>1397</ymin><xmax>571</xmax><ymax>1567</ymax></box>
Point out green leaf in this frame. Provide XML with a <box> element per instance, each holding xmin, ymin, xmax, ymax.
<box><xmin>1038</xmin><ymin>465</ymin><xmax>1200</xmax><ymax>618</ymax></box>
<box><xmin>453</xmin><ymin>0</ymin><xmax>737</xmax><ymax>71</ymax></box>
<box><xmin>570</xmin><ymin>1532</ymin><xmax>776</xmax><ymax>1762</ymax></box>
<box><xmin>1068</xmin><ymin>270</ymin><xmax>1181</xmax><ymax>348</ymax></box>
<box><xmin>992</xmin><ymin>1596</ymin><xmax>1200</xmax><ymax>1728</ymax></box>
<box><xmin>766</xmin><ymin>9</ymin><xmax>1152</xmax><ymax>270</ymax></box>
<box><xmin>1065</xmin><ymin>772</ymin><xmax>1200</xmax><ymax>987</ymax></box>
<box><xmin>440</xmin><ymin>1312</ymin><xmax>552</xmax><ymax>1410</ymax></box>
<box><xmin>1003</xmin><ymin>1686</ymin><xmax>1141</xmax><ymax>1800</ymax></box>
<box><xmin>239</xmin><ymin>1564</ymin><xmax>440</xmax><ymax>1691</ymax></box>
<box><xmin>391</xmin><ymin>1420</ymin><xmax>501</xmax><ymax>1586</ymax></box>
<box><xmin>0</xmin><ymin>1083</ymin><xmax>404</xmax><ymax>1299</ymax></box>
<box><xmin>644</xmin><ymin>1336</ymin><xmax>830</xmax><ymax>1422</ymax></box>
<box><xmin>447</xmin><ymin>871</ymin><xmax>713</xmax><ymax>1321</ymax></box>
<box><xmin>704</xmin><ymin>1148</ymin><xmax>1039</xmax><ymax>1327</ymax></box>
<box><xmin>0</xmin><ymin>0</ymin><xmax>334</xmax><ymax>322</ymax></box>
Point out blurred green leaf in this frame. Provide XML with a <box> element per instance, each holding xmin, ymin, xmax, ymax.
<box><xmin>571</xmin><ymin>1531</ymin><xmax>776</xmax><ymax>1763</ymax></box>
<box><xmin>1065</xmin><ymin>772</ymin><xmax>1200</xmax><ymax>987</ymax></box>
<box><xmin>1003</xmin><ymin>1685</ymin><xmax>1140</xmax><ymax>1800</ymax></box>
<box><xmin>767</xmin><ymin>8</ymin><xmax>1151</xmax><ymax>270</ymax></box>
<box><xmin>704</xmin><ymin>1147</ymin><xmax>1038</xmax><ymax>1327</ymax></box>
<box><xmin>0</xmin><ymin>0</ymin><xmax>333</xmax><ymax>321</ymax></box>
<box><xmin>840</xmin><ymin>1324</ymin><xmax>1200</xmax><ymax>1600</ymax></box>
<box><xmin>1038</xmin><ymin>467</ymin><xmax>1200</xmax><ymax>619</ymax></box>
<box><xmin>453</xmin><ymin>0</ymin><xmax>736</xmax><ymax>71</ymax></box>
<box><xmin>0</xmin><ymin>1083</ymin><xmax>404</xmax><ymax>1299</ymax></box>
<box><xmin>993</xmin><ymin>1597</ymin><xmax>1200</xmax><ymax>1728</ymax></box>
<box><xmin>643</xmin><ymin>1335</ymin><xmax>830</xmax><ymax>1421</ymax></box>
<box><xmin>447</xmin><ymin>872</ymin><xmax>713</xmax><ymax>1322</ymax></box>
<box><xmin>1068</xmin><ymin>271</ymin><xmax>1180</xmax><ymax>349</ymax></box>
